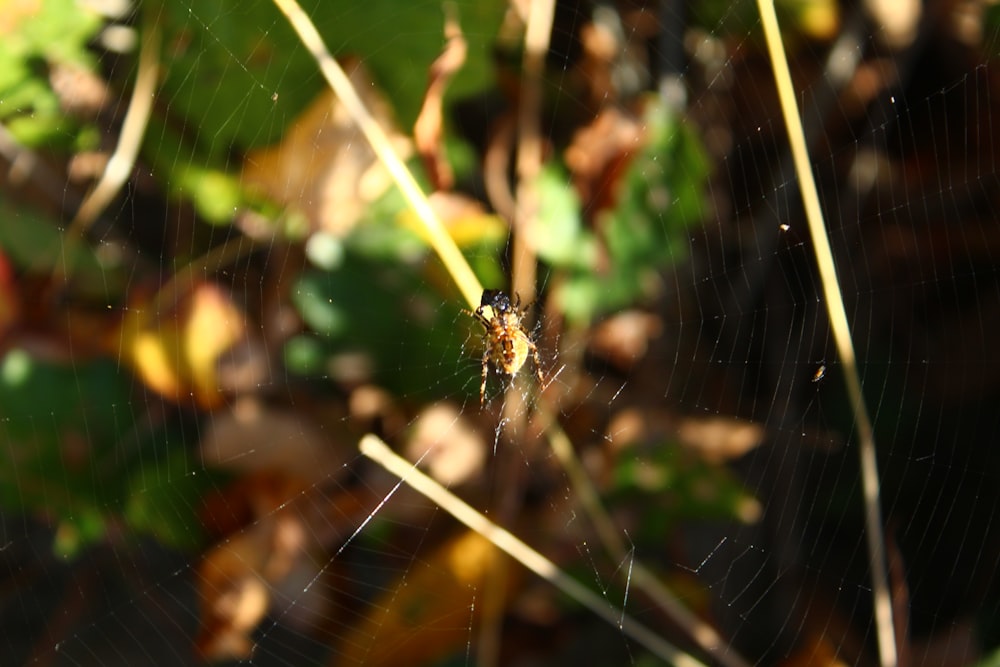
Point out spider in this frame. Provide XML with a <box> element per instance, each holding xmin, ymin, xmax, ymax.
<box><xmin>467</xmin><ymin>289</ymin><xmax>544</xmax><ymax>406</ymax></box>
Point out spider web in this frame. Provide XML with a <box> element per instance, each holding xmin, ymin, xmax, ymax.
<box><xmin>1</xmin><ymin>1</ymin><xmax>999</xmax><ymax>666</ymax></box>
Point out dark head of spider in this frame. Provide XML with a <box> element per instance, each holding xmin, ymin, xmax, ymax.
<box><xmin>480</xmin><ymin>289</ymin><xmax>512</xmax><ymax>314</ymax></box>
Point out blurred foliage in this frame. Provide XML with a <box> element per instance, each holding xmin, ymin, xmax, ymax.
<box><xmin>287</xmin><ymin>213</ymin><xmax>506</xmax><ymax>400</ymax></box>
<box><xmin>0</xmin><ymin>194</ymin><xmax>124</xmax><ymax>299</ymax></box>
<box><xmin>0</xmin><ymin>0</ymin><xmax>811</xmax><ymax>662</ymax></box>
<box><xmin>0</xmin><ymin>0</ymin><xmax>102</xmax><ymax>149</ymax></box>
<box><xmin>611</xmin><ymin>443</ymin><xmax>755</xmax><ymax>545</ymax></box>
<box><xmin>690</xmin><ymin>0</ymin><xmax>840</xmax><ymax>42</ymax></box>
<box><xmin>155</xmin><ymin>0</ymin><xmax>506</xmax><ymax>153</ymax></box>
<box><xmin>4</xmin><ymin>0</ymin><xmax>997</xmax><ymax>663</ymax></box>
<box><xmin>0</xmin><ymin>349</ymin><xmax>218</xmax><ymax>556</ymax></box>
<box><xmin>985</xmin><ymin>4</ymin><xmax>1000</xmax><ymax>55</ymax></box>
<box><xmin>1</xmin><ymin>0</ymin><xmax>506</xmax><ymax>226</ymax></box>
<box><xmin>536</xmin><ymin>96</ymin><xmax>710</xmax><ymax>325</ymax></box>
<box><xmin>124</xmin><ymin>444</ymin><xmax>217</xmax><ymax>550</ymax></box>
<box><xmin>149</xmin><ymin>0</ymin><xmax>506</xmax><ymax>224</ymax></box>
<box><xmin>973</xmin><ymin>645</ymin><xmax>1000</xmax><ymax>667</ymax></box>
<box><xmin>0</xmin><ymin>0</ymin><xmax>718</xmax><ymax>556</ymax></box>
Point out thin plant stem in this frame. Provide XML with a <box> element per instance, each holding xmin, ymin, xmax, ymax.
<box><xmin>755</xmin><ymin>2</ymin><xmax>897</xmax><ymax>665</ymax></box>
<box><xmin>273</xmin><ymin>2</ymin><xmax>750</xmax><ymax>663</ymax></box>
<box><xmin>271</xmin><ymin>0</ymin><xmax>482</xmax><ymax>310</ymax></box>
<box><xmin>55</xmin><ymin>20</ymin><xmax>161</xmax><ymax>280</ymax></box>
<box><xmin>485</xmin><ymin>2</ymin><xmax>556</xmax><ymax>660</ymax></box>
<box><xmin>359</xmin><ymin>434</ymin><xmax>709</xmax><ymax>667</ymax></box>
<box><xmin>536</xmin><ymin>407</ymin><xmax>752</xmax><ymax>667</ymax></box>
<box><xmin>510</xmin><ymin>0</ymin><xmax>554</xmax><ymax>303</ymax></box>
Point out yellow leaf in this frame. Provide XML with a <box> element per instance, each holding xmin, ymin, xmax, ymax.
<box><xmin>243</xmin><ymin>62</ymin><xmax>412</xmax><ymax>238</ymax></box>
<box><xmin>336</xmin><ymin>531</ymin><xmax>523</xmax><ymax>667</ymax></box>
<box><xmin>117</xmin><ymin>283</ymin><xmax>244</xmax><ymax>409</ymax></box>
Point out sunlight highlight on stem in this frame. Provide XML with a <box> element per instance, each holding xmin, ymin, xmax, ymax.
<box><xmin>754</xmin><ymin>2</ymin><xmax>897</xmax><ymax>666</ymax></box>
<box><xmin>536</xmin><ymin>407</ymin><xmax>752</xmax><ymax>667</ymax></box>
<box><xmin>57</xmin><ymin>20</ymin><xmax>161</xmax><ymax>280</ymax></box>
<box><xmin>359</xmin><ymin>434</ymin><xmax>708</xmax><ymax>667</ymax></box>
<box><xmin>510</xmin><ymin>0</ymin><xmax>555</xmax><ymax>304</ymax></box>
<box><xmin>484</xmin><ymin>2</ymin><xmax>557</xmax><ymax>656</ymax></box>
<box><xmin>271</xmin><ymin>0</ymin><xmax>483</xmax><ymax>310</ymax></box>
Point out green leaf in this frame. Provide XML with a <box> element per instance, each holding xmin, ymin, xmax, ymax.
<box><xmin>175</xmin><ymin>164</ymin><xmax>245</xmax><ymax>224</ymax></box>
<box><xmin>612</xmin><ymin>444</ymin><xmax>755</xmax><ymax>543</ymax></box>
<box><xmin>156</xmin><ymin>0</ymin><xmax>507</xmax><ymax>156</ymax></box>
<box><xmin>125</xmin><ymin>447</ymin><xmax>220</xmax><ymax>551</ymax></box>
<box><xmin>969</xmin><ymin>645</ymin><xmax>1000</xmax><ymax>667</ymax></box>
<box><xmin>53</xmin><ymin>509</ymin><xmax>107</xmax><ymax>559</ymax></box>
<box><xmin>0</xmin><ymin>0</ymin><xmax>102</xmax><ymax>148</ymax></box>
<box><xmin>0</xmin><ymin>195</ymin><xmax>124</xmax><ymax>297</ymax></box>
<box><xmin>0</xmin><ymin>349</ymin><xmax>135</xmax><ymax>555</ymax></box>
<box><xmin>0</xmin><ymin>348</ymin><xmax>219</xmax><ymax>554</ymax></box>
<box><xmin>550</xmin><ymin>95</ymin><xmax>710</xmax><ymax>325</ymax></box>
<box><xmin>288</xmin><ymin>229</ymin><xmax>486</xmax><ymax>398</ymax></box>
<box><xmin>534</xmin><ymin>165</ymin><xmax>596</xmax><ymax>268</ymax></box>
<box><xmin>284</xmin><ymin>334</ymin><xmax>327</xmax><ymax>375</ymax></box>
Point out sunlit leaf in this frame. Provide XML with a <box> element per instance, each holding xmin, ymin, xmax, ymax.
<box><xmin>337</xmin><ymin>531</ymin><xmax>522</xmax><ymax>667</ymax></box>
<box><xmin>0</xmin><ymin>0</ymin><xmax>102</xmax><ymax>148</ymax></box>
<box><xmin>118</xmin><ymin>283</ymin><xmax>245</xmax><ymax>409</ymax></box>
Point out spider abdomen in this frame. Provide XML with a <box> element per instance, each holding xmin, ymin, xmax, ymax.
<box><xmin>469</xmin><ymin>289</ymin><xmax>544</xmax><ymax>406</ymax></box>
<box><xmin>490</xmin><ymin>321</ymin><xmax>531</xmax><ymax>375</ymax></box>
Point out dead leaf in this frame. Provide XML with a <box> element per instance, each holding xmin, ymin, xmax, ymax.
<box><xmin>587</xmin><ymin>309</ymin><xmax>662</xmax><ymax>372</ymax></box>
<box><xmin>405</xmin><ymin>403</ymin><xmax>486</xmax><ymax>487</ymax></box>
<box><xmin>115</xmin><ymin>282</ymin><xmax>244</xmax><ymax>409</ymax></box>
<box><xmin>0</xmin><ymin>251</ymin><xmax>19</xmax><ymax>340</ymax></box>
<box><xmin>195</xmin><ymin>466</ymin><xmax>381</xmax><ymax>660</ymax></box>
<box><xmin>49</xmin><ymin>61</ymin><xmax>110</xmax><ymax>117</ymax></box>
<box><xmin>334</xmin><ymin>531</ymin><xmax>523</xmax><ymax>667</ymax></box>
<box><xmin>414</xmin><ymin>9</ymin><xmax>466</xmax><ymax>191</ymax></box>
<box><xmin>198</xmin><ymin>399</ymin><xmax>346</xmax><ymax>486</ymax></box>
<box><xmin>676</xmin><ymin>416</ymin><xmax>765</xmax><ymax>464</ymax></box>
<box><xmin>865</xmin><ymin>0</ymin><xmax>917</xmax><ymax>48</ymax></box>
<box><xmin>243</xmin><ymin>61</ymin><xmax>412</xmax><ymax>237</ymax></box>
<box><xmin>780</xmin><ymin>633</ymin><xmax>849</xmax><ymax>667</ymax></box>
<box><xmin>195</xmin><ymin>507</ymin><xmax>324</xmax><ymax>661</ymax></box>
<box><xmin>398</xmin><ymin>190</ymin><xmax>507</xmax><ymax>248</ymax></box>
<box><xmin>565</xmin><ymin>107</ymin><xmax>643</xmax><ymax>216</ymax></box>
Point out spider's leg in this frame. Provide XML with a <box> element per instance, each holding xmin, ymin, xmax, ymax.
<box><xmin>529</xmin><ymin>341</ymin><xmax>544</xmax><ymax>384</ymax></box>
<box><xmin>466</xmin><ymin>308</ymin><xmax>488</xmax><ymax>328</ymax></box>
<box><xmin>480</xmin><ymin>348</ymin><xmax>490</xmax><ymax>407</ymax></box>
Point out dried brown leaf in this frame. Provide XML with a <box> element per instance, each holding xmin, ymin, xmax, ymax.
<box><xmin>334</xmin><ymin>531</ymin><xmax>523</xmax><ymax>667</ymax></box>
<box><xmin>676</xmin><ymin>416</ymin><xmax>765</xmax><ymax>464</ymax></box>
<box><xmin>243</xmin><ymin>61</ymin><xmax>412</xmax><ymax>237</ymax></box>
